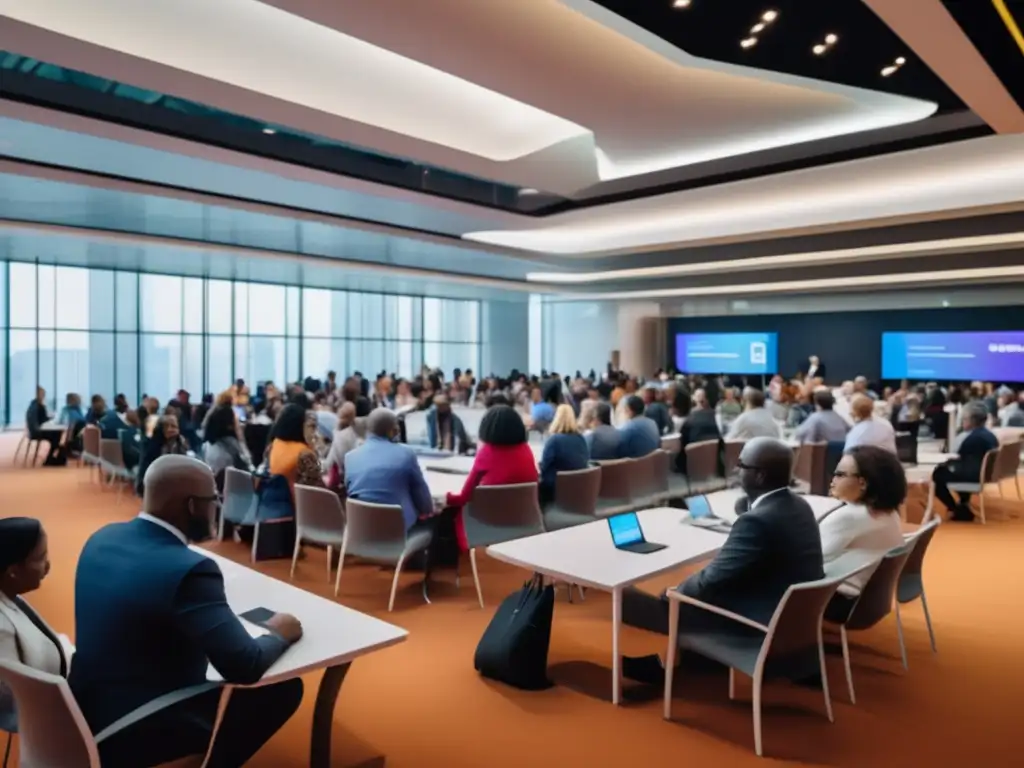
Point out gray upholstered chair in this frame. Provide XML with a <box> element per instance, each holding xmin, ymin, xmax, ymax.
<box><xmin>218</xmin><ymin>467</ymin><xmax>256</xmax><ymax>540</ymax></box>
<box><xmin>629</xmin><ymin>451</ymin><xmax>664</xmax><ymax>507</ymax></box>
<box><xmin>723</xmin><ymin>440</ymin><xmax>746</xmax><ymax>477</ymax></box>
<box><xmin>684</xmin><ymin>439</ymin><xmax>724</xmax><ymax>494</ymax></box>
<box><xmin>340</xmin><ymin>499</ymin><xmax>434</xmax><ymax>611</ymax></box>
<box><xmin>80</xmin><ymin>424</ymin><xmax>102</xmax><ymax>481</ymax></box>
<box><xmin>946</xmin><ymin>447</ymin><xmax>1000</xmax><ymax>524</ymax></box>
<box><xmin>826</xmin><ymin>544</ymin><xmax>914</xmax><ymax>704</ymax></box>
<box><xmin>661</xmin><ymin>435</ymin><xmax>681</xmax><ymax>455</ymax></box>
<box><xmin>897</xmin><ymin>520</ymin><xmax>941</xmax><ymax>655</ymax></box>
<box><xmin>664</xmin><ymin>549</ymin><xmax>881</xmax><ymax>757</ymax></box>
<box><xmin>463</xmin><ymin>483</ymin><xmax>545</xmax><ymax>608</ymax></box>
<box><xmin>0</xmin><ymin>658</ymin><xmax>215</xmax><ymax>768</ymax></box>
<box><xmin>543</xmin><ymin>466</ymin><xmax>602</xmax><ymax>531</ymax></box>
<box><xmin>292</xmin><ymin>485</ymin><xmax>347</xmax><ymax>594</ymax></box>
<box><xmin>98</xmin><ymin>439</ymin><xmax>134</xmax><ymax>502</ymax></box>
<box><xmin>594</xmin><ymin>459</ymin><xmax>635</xmax><ymax>517</ymax></box>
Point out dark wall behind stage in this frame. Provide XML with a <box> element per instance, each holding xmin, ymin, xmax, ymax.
<box><xmin>667</xmin><ymin>305</ymin><xmax>1024</xmax><ymax>384</ymax></box>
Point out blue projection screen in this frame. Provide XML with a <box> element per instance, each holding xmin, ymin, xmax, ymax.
<box><xmin>675</xmin><ymin>332</ymin><xmax>778</xmax><ymax>375</ymax></box>
<box><xmin>882</xmin><ymin>331</ymin><xmax>1024</xmax><ymax>381</ymax></box>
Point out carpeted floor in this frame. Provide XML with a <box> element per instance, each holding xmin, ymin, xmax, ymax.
<box><xmin>2</xmin><ymin>434</ymin><xmax>1021</xmax><ymax>767</ymax></box>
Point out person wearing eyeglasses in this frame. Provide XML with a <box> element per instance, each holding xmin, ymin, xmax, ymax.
<box><xmin>69</xmin><ymin>455</ymin><xmax>304</xmax><ymax>768</ymax></box>
<box><xmin>822</xmin><ymin>445</ymin><xmax>907</xmax><ymax>621</ymax></box>
<box><xmin>621</xmin><ymin>437</ymin><xmax>824</xmax><ymax>684</ymax></box>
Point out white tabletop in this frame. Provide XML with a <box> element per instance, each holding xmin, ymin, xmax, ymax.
<box><xmin>419</xmin><ymin>454</ymin><xmax>475</xmax><ymax>475</ymax></box>
<box><xmin>703</xmin><ymin>489</ymin><xmax>843</xmax><ymax>523</ymax></box>
<box><xmin>423</xmin><ymin>470</ymin><xmax>468</xmax><ymax>501</ymax></box>
<box><xmin>196</xmin><ymin>548</ymin><xmax>407</xmax><ymax>685</ymax></box>
<box><xmin>915</xmin><ymin>452</ymin><xmax>957</xmax><ymax>465</ymax></box>
<box><xmin>486</xmin><ymin>507</ymin><xmax>724</xmax><ymax>591</ymax></box>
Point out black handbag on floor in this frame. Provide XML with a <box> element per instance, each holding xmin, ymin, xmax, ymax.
<box><xmin>473</xmin><ymin>575</ymin><xmax>555</xmax><ymax>690</ymax></box>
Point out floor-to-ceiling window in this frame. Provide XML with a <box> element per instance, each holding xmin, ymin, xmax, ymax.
<box><xmin>1</xmin><ymin>262</ymin><xmax>482</xmax><ymax>424</ymax></box>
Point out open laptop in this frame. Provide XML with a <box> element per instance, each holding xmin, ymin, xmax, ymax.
<box><xmin>607</xmin><ymin>512</ymin><xmax>667</xmax><ymax>554</ymax></box>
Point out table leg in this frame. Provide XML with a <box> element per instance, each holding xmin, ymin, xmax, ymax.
<box><xmin>611</xmin><ymin>587</ymin><xmax>622</xmax><ymax>705</ymax></box>
<box><xmin>310</xmin><ymin>662</ymin><xmax>352</xmax><ymax>768</ymax></box>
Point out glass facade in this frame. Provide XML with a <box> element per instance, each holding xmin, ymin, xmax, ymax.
<box><xmin>0</xmin><ymin>262</ymin><xmax>481</xmax><ymax>425</ymax></box>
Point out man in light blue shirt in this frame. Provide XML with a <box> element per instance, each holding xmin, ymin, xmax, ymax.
<box><xmin>844</xmin><ymin>395</ymin><xmax>897</xmax><ymax>454</ymax></box>
<box><xmin>795</xmin><ymin>390</ymin><xmax>850</xmax><ymax>444</ymax></box>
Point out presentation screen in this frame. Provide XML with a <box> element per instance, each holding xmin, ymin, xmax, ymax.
<box><xmin>881</xmin><ymin>331</ymin><xmax>1024</xmax><ymax>381</ymax></box>
<box><xmin>675</xmin><ymin>332</ymin><xmax>778</xmax><ymax>375</ymax></box>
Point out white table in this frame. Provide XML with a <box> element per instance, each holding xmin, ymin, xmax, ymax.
<box><xmin>486</xmin><ymin>508</ymin><xmax>725</xmax><ymax>705</ymax></box>
<box><xmin>196</xmin><ymin>548</ymin><xmax>408</xmax><ymax>767</ymax></box>
<box><xmin>916</xmin><ymin>451</ymin><xmax>957</xmax><ymax>465</ymax></box>
<box><xmin>703</xmin><ymin>489</ymin><xmax>843</xmax><ymax>523</ymax></box>
<box><xmin>419</xmin><ymin>454</ymin><xmax>475</xmax><ymax>475</ymax></box>
<box><xmin>423</xmin><ymin>470</ymin><xmax>469</xmax><ymax>502</ymax></box>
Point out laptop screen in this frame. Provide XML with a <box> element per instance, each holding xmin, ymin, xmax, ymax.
<box><xmin>685</xmin><ymin>495</ymin><xmax>712</xmax><ymax>519</ymax></box>
<box><xmin>608</xmin><ymin>512</ymin><xmax>644</xmax><ymax>547</ymax></box>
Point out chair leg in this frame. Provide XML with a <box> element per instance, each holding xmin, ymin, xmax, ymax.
<box><xmin>728</xmin><ymin>668</ymin><xmax>736</xmax><ymax>700</ymax></box>
<box><xmin>895</xmin><ymin>603</ymin><xmax>909</xmax><ymax>670</ymax></box>
<box><xmin>577</xmin><ymin>584</ymin><xmax>586</xmax><ymax>602</ymax></box>
<box><xmin>663</xmin><ymin>598</ymin><xmax>680</xmax><ymax>720</ymax></box>
<box><xmin>422</xmin><ymin>549</ymin><xmax>432</xmax><ymax>606</ymax></box>
<box><xmin>32</xmin><ymin>439</ymin><xmax>43</xmax><ymax>466</ymax></box>
<box><xmin>325</xmin><ymin>544</ymin><xmax>333</xmax><ymax>584</ymax></box>
<box><xmin>818</xmin><ymin>630</ymin><xmax>834</xmax><ymax>723</ymax></box>
<box><xmin>469</xmin><ymin>547</ymin><xmax>484</xmax><ymax>609</ymax></box>
<box><xmin>920</xmin><ymin>589</ymin><xmax>937</xmax><ymax>653</ymax></box>
<box><xmin>388</xmin><ymin>555</ymin><xmax>407</xmax><ymax>612</ymax></box>
<box><xmin>334</xmin><ymin>539</ymin><xmax>348</xmax><ymax>597</ymax></box>
<box><xmin>840</xmin><ymin>626</ymin><xmax>856</xmax><ymax>704</ymax></box>
<box><xmin>251</xmin><ymin>523</ymin><xmax>261</xmax><ymax>563</ymax></box>
<box><xmin>979</xmin><ymin>493</ymin><xmax>987</xmax><ymax>525</ymax></box>
<box><xmin>752</xmin><ymin>671</ymin><xmax>764</xmax><ymax>758</ymax></box>
<box><xmin>4</xmin><ymin>732</ymin><xmax>12</xmax><ymax>768</ymax></box>
<box><xmin>1015</xmin><ymin>474</ymin><xmax>1022</xmax><ymax>502</ymax></box>
<box><xmin>289</xmin><ymin>534</ymin><xmax>302</xmax><ymax>579</ymax></box>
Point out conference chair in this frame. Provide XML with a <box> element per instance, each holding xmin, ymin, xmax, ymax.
<box><xmin>946</xmin><ymin>447</ymin><xmax>1000</xmax><ymax>524</ymax></box>
<box><xmin>593</xmin><ymin>459</ymin><xmax>635</xmax><ymax>517</ymax></box>
<box><xmin>894</xmin><ymin>431</ymin><xmax>918</xmax><ymax>465</ymax></box>
<box><xmin>663</xmin><ymin>550</ymin><xmax>881</xmax><ymax>758</ymax></box>
<box><xmin>994</xmin><ymin>440</ymin><xmax>1023</xmax><ymax>507</ymax></box>
<box><xmin>660</xmin><ymin>434</ymin><xmax>681</xmax><ymax>455</ymax></box>
<box><xmin>339</xmin><ymin>499</ymin><xmax>434</xmax><ymax>612</ymax></box>
<box><xmin>543</xmin><ymin>466</ymin><xmax>602</xmax><ymax>531</ymax></box>
<box><xmin>683</xmin><ymin>439</ymin><xmax>724</xmax><ymax>495</ymax></box>
<box><xmin>12</xmin><ymin>429</ymin><xmax>43</xmax><ymax>468</ymax></box>
<box><xmin>0</xmin><ymin>658</ymin><xmax>221</xmax><ymax>768</ymax></box>
<box><xmin>723</xmin><ymin>440</ymin><xmax>745</xmax><ymax>477</ymax></box>
<box><xmin>630</xmin><ymin>451</ymin><xmax>665</xmax><ymax>507</ymax></box>
<box><xmin>792</xmin><ymin>441</ymin><xmax>826</xmax><ymax>495</ymax></box>
<box><xmin>825</xmin><ymin>544</ymin><xmax>914</xmax><ymax>704</ymax></box>
<box><xmin>98</xmin><ymin>439</ymin><xmax>135</xmax><ymax>502</ymax></box>
<box><xmin>79</xmin><ymin>425</ymin><xmax>102</xmax><ymax>481</ymax></box>
<box><xmin>898</xmin><ymin>520</ymin><xmax>941</xmax><ymax>655</ymax></box>
<box><xmin>218</xmin><ymin>467</ymin><xmax>257</xmax><ymax>540</ymax></box>
<box><xmin>463</xmin><ymin>483</ymin><xmax>546</xmax><ymax>608</ymax></box>
<box><xmin>292</xmin><ymin>485</ymin><xmax>347</xmax><ymax>594</ymax></box>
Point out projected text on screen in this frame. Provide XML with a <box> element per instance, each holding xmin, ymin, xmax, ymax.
<box><xmin>881</xmin><ymin>331</ymin><xmax>1024</xmax><ymax>381</ymax></box>
<box><xmin>675</xmin><ymin>332</ymin><xmax>778</xmax><ymax>375</ymax></box>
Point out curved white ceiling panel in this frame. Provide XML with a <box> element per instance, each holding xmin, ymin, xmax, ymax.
<box><xmin>465</xmin><ymin>134</ymin><xmax>1024</xmax><ymax>254</ymax></box>
<box><xmin>0</xmin><ymin>0</ymin><xmax>936</xmax><ymax>197</ymax></box>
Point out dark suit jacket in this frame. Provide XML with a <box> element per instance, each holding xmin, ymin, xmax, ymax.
<box><xmin>68</xmin><ymin>518</ymin><xmax>291</xmax><ymax>733</ymax></box>
<box><xmin>677</xmin><ymin>408</ymin><xmax>722</xmax><ymax>474</ymax></box>
<box><xmin>680</xmin><ymin>489</ymin><xmax>824</xmax><ymax>625</ymax></box>
<box><xmin>954</xmin><ymin>427</ymin><xmax>1000</xmax><ymax>478</ymax></box>
<box><xmin>644</xmin><ymin>402</ymin><xmax>672</xmax><ymax>436</ymax></box>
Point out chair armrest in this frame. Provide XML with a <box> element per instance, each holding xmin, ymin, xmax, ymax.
<box><xmin>665</xmin><ymin>590</ymin><xmax>769</xmax><ymax>633</ymax></box>
<box><xmin>94</xmin><ymin>682</ymin><xmax>222</xmax><ymax>744</ymax></box>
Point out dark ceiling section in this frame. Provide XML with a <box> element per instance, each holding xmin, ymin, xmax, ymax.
<box><xmin>592</xmin><ymin>0</ymin><xmax>964</xmax><ymax>112</ymax></box>
<box><xmin>943</xmin><ymin>1</ymin><xmax>1024</xmax><ymax>110</ymax></box>
<box><xmin>0</xmin><ymin>50</ymin><xmax>562</xmax><ymax>215</ymax></box>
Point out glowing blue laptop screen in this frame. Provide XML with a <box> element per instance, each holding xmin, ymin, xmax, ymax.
<box><xmin>608</xmin><ymin>513</ymin><xmax>643</xmax><ymax>547</ymax></box>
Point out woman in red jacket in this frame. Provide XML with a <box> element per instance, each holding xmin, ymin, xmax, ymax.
<box><xmin>447</xmin><ymin>405</ymin><xmax>539</xmax><ymax>550</ymax></box>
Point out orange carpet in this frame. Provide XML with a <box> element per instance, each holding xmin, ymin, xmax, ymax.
<box><xmin>2</xmin><ymin>434</ymin><xmax>1021</xmax><ymax>767</ymax></box>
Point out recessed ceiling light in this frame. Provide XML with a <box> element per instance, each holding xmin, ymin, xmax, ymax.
<box><xmin>813</xmin><ymin>44</ymin><xmax>827</xmax><ymax>55</ymax></box>
<box><xmin>262</xmin><ymin>127</ymin><xmax>277</xmax><ymax>135</ymax></box>
<box><xmin>824</xmin><ymin>33</ymin><xmax>838</xmax><ymax>45</ymax></box>
<box><xmin>942</xmin><ymin>299</ymin><xmax>951</xmax><ymax>307</ymax></box>
<box><xmin>895</xmin><ymin>56</ymin><xmax>906</xmax><ymax>65</ymax></box>
<box><xmin>740</xmin><ymin>37</ymin><xmax>758</xmax><ymax>48</ymax></box>
<box><xmin>751</xmin><ymin>22</ymin><xmax>766</xmax><ymax>33</ymax></box>
<box><xmin>762</xmin><ymin>9</ymin><xmax>779</xmax><ymax>22</ymax></box>
<box><xmin>881</xmin><ymin>65</ymin><xmax>898</xmax><ymax>77</ymax></box>
<box><xmin>673</xmin><ymin>0</ymin><xmax>692</xmax><ymax>7</ymax></box>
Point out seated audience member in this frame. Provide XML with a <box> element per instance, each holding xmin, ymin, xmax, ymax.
<box><xmin>118</xmin><ymin>410</ymin><xmax>143</xmax><ymax>471</ymax></box>
<box><xmin>394</xmin><ymin>379</ymin><xmax>417</xmax><ymax>410</ymax></box>
<box><xmin>84</xmin><ymin>394</ymin><xmax>107</xmax><ymax>425</ymax></box>
<box><xmin>113</xmin><ymin>393</ymin><xmax>130</xmax><ymax>415</ymax></box>
<box><xmin>577</xmin><ymin>398</ymin><xmax>598</xmax><ymax>432</ymax></box>
<box><xmin>69</xmin><ymin>455</ymin><xmax>304</xmax><ymax>768</ymax></box>
<box><xmin>324</xmin><ymin>402</ymin><xmax>366</xmax><ymax>488</ymax></box>
<box><xmin>621</xmin><ymin>438</ymin><xmax>824</xmax><ymax>682</ymax></box>
<box><xmin>372</xmin><ymin>376</ymin><xmax>395</xmax><ymax>410</ymax></box>
<box><xmin>586</xmin><ymin>402</ymin><xmax>621</xmax><ymax>461</ymax></box>
<box><xmin>715</xmin><ymin>387</ymin><xmax>742</xmax><ymax>430</ymax></box>
<box><xmin>786</xmin><ymin>387</ymin><xmax>814</xmax><ymax>428</ymax></box>
<box><xmin>677</xmin><ymin>388</ymin><xmax>722</xmax><ymax>474</ymax></box>
<box><xmin>796</xmin><ymin>389</ymin><xmax>851</xmax><ymax>444</ymax></box>
<box><xmin>1002</xmin><ymin>391</ymin><xmax>1024</xmax><ymax>428</ymax></box>
<box><xmin>445</xmin><ymin>405</ymin><xmax>539</xmax><ymax>549</ymax></box>
<box><xmin>231</xmin><ymin>377</ymin><xmax>251</xmax><ymax>406</ymax></box>
<box><xmin>726</xmin><ymin>388</ymin><xmax>782</xmax><ymax>441</ymax></box>
<box><xmin>1</xmin><ymin>518</ymin><xmax>67</xmax><ymax>728</ymax></box>
<box><xmin>138</xmin><ymin>397</ymin><xmax>160</xmax><ymax>437</ymax></box>
<box><xmin>204</xmin><ymin>403</ymin><xmax>252</xmax><ymax>481</ymax></box>
<box><xmin>98</xmin><ymin>405</ymin><xmax>128</xmax><ymax>439</ymax></box>
<box><xmin>617</xmin><ymin>395</ymin><xmax>661</xmax><ymax>459</ymax></box>
<box><xmin>933</xmin><ymin>402</ymin><xmax>999</xmax><ymax>522</ymax></box>
<box><xmin>538</xmin><ymin>404</ymin><xmax>590</xmax><ymax>505</ymax></box>
<box><xmin>822</xmin><ymin>445</ymin><xmax>907</xmax><ymax>620</ymax></box>
<box><xmin>58</xmin><ymin>393</ymin><xmax>86</xmax><ymax>426</ymax></box>
<box><xmin>267</xmin><ymin>403</ymin><xmax>324</xmax><ymax>494</ymax></box>
<box><xmin>26</xmin><ymin>387</ymin><xmax>66</xmax><ymax>465</ymax></box>
<box><xmin>853</xmin><ymin>375</ymin><xmax>879</xmax><ymax>400</ymax></box>
<box><xmin>312</xmin><ymin>395</ymin><xmax>339</xmax><ymax>441</ymax></box>
<box><xmin>529</xmin><ymin>385</ymin><xmax>557</xmax><ymax>430</ymax></box>
<box><xmin>135</xmin><ymin>414</ymin><xmax>191</xmax><ymax>494</ymax></box>
<box><xmin>844</xmin><ymin>394</ymin><xmax>897</xmax><ymax>454</ymax></box>
<box><xmin>427</xmin><ymin>395</ymin><xmax>471</xmax><ymax>454</ymax></box>
<box><xmin>346</xmin><ymin>409</ymin><xmax>437</xmax><ymax>533</ymax></box>
<box><xmin>642</xmin><ymin>386</ymin><xmax>671</xmax><ymax>436</ymax></box>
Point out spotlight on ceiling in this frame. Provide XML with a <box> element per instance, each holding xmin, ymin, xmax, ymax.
<box><xmin>813</xmin><ymin>33</ymin><xmax>838</xmax><ymax>55</ymax></box>
<box><xmin>881</xmin><ymin>65</ymin><xmax>897</xmax><ymax>77</ymax></box>
<box><xmin>896</xmin><ymin>56</ymin><xmax>906</xmax><ymax>65</ymax></box>
<box><xmin>881</xmin><ymin>55</ymin><xmax>907</xmax><ymax>77</ymax></box>
<box><xmin>812</xmin><ymin>44</ymin><xmax>826</xmax><ymax>55</ymax></box>
<box><xmin>751</xmin><ymin>22</ymin><xmax>766</xmax><ymax>33</ymax></box>
<box><xmin>672</xmin><ymin>0</ymin><xmax>692</xmax><ymax>7</ymax></box>
<box><xmin>825</xmin><ymin>33</ymin><xmax>838</xmax><ymax>44</ymax></box>
<box><xmin>762</xmin><ymin>9</ymin><xmax>779</xmax><ymax>22</ymax></box>
<box><xmin>740</xmin><ymin>36</ymin><xmax>758</xmax><ymax>49</ymax></box>
<box><xmin>262</xmin><ymin>127</ymin><xmax>277</xmax><ymax>135</ymax></box>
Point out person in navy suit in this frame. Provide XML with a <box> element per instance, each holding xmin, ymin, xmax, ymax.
<box><xmin>69</xmin><ymin>455</ymin><xmax>304</xmax><ymax>768</ymax></box>
<box><xmin>345</xmin><ymin>408</ymin><xmax>437</xmax><ymax>532</ymax></box>
<box><xmin>616</xmin><ymin>395</ymin><xmax>661</xmax><ymax>459</ymax></box>
<box><xmin>932</xmin><ymin>402</ymin><xmax>1000</xmax><ymax>522</ymax></box>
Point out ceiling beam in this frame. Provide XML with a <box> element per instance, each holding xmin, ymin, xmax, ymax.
<box><xmin>864</xmin><ymin>0</ymin><xmax>1024</xmax><ymax>133</ymax></box>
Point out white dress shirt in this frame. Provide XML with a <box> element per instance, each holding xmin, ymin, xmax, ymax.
<box><xmin>750</xmin><ymin>486</ymin><xmax>789</xmax><ymax>510</ymax></box>
<box><xmin>819</xmin><ymin>503</ymin><xmax>904</xmax><ymax>594</ymax></box>
<box><xmin>138</xmin><ymin>512</ymin><xmax>188</xmax><ymax>546</ymax></box>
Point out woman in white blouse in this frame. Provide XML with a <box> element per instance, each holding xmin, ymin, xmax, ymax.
<box><xmin>0</xmin><ymin>518</ymin><xmax>68</xmax><ymax>735</ymax></box>
<box><xmin>821</xmin><ymin>445</ymin><xmax>908</xmax><ymax>622</ymax></box>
